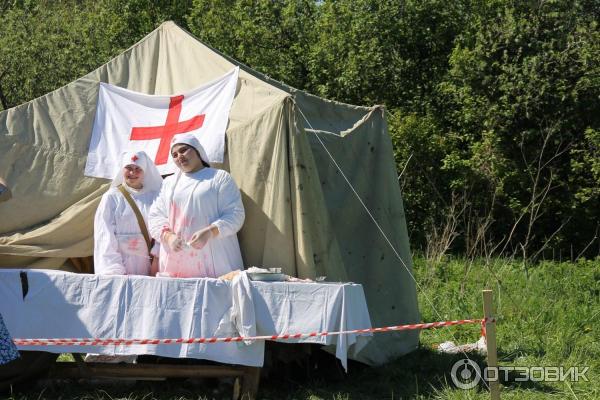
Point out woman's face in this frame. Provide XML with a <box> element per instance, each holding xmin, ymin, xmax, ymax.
<box><xmin>171</xmin><ymin>144</ymin><xmax>203</xmax><ymax>173</ymax></box>
<box><xmin>123</xmin><ymin>165</ymin><xmax>145</xmax><ymax>189</ymax></box>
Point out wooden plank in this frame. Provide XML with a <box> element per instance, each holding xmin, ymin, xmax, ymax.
<box><xmin>49</xmin><ymin>356</ymin><xmax>262</xmax><ymax>398</ymax></box>
<box><xmin>49</xmin><ymin>363</ymin><xmax>248</xmax><ymax>379</ymax></box>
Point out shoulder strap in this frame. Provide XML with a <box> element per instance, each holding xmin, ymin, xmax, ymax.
<box><xmin>117</xmin><ymin>185</ymin><xmax>152</xmax><ymax>253</ymax></box>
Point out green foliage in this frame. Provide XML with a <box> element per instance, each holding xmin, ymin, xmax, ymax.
<box><xmin>0</xmin><ymin>0</ymin><xmax>598</xmax><ymax>258</ymax></box>
<box><xmin>389</xmin><ymin>110</ymin><xmax>453</xmax><ymax>246</ymax></box>
<box><xmin>429</xmin><ymin>0</ymin><xmax>600</xmax><ymax>257</ymax></box>
<box><xmin>0</xmin><ymin>0</ymin><xmax>193</xmax><ymax>110</ymax></box>
<box><xmin>308</xmin><ymin>0</ymin><xmax>469</xmax><ymax>109</ymax></box>
<box><xmin>105</xmin><ymin>0</ymin><xmax>192</xmax><ymax>41</ymax></box>
<box><xmin>0</xmin><ymin>1</ymin><xmax>116</xmax><ymax>109</ymax></box>
<box><xmin>187</xmin><ymin>0</ymin><xmax>317</xmax><ymax>89</ymax></box>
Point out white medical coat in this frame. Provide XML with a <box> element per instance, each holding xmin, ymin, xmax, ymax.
<box><xmin>149</xmin><ymin>168</ymin><xmax>245</xmax><ymax>278</ymax></box>
<box><xmin>94</xmin><ymin>186</ymin><xmax>160</xmax><ymax>275</ymax></box>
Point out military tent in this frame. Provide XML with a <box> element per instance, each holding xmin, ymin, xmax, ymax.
<box><xmin>0</xmin><ymin>21</ymin><xmax>420</xmax><ymax>365</ymax></box>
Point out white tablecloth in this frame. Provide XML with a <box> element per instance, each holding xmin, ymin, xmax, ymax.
<box><xmin>0</xmin><ymin>269</ymin><xmax>371</xmax><ymax>370</ymax></box>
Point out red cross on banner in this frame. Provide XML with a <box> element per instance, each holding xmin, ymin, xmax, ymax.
<box><xmin>130</xmin><ymin>96</ymin><xmax>205</xmax><ymax>165</ymax></box>
<box><xmin>84</xmin><ymin>67</ymin><xmax>239</xmax><ymax>179</ymax></box>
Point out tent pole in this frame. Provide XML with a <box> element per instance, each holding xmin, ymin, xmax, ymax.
<box><xmin>483</xmin><ymin>289</ymin><xmax>500</xmax><ymax>399</ymax></box>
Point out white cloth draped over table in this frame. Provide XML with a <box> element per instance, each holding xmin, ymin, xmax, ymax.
<box><xmin>0</xmin><ymin>270</ymin><xmax>372</xmax><ymax>370</ymax></box>
<box><xmin>149</xmin><ymin>168</ymin><xmax>245</xmax><ymax>278</ymax></box>
<box><xmin>1</xmin><ymin>270</ymin><xmax>264</xmax><ymax>366</ymax></box>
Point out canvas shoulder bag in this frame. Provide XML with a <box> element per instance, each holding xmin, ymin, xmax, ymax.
<box><xmin>117</xmin><ymin>184</ymin><xmax>153</xmax><ymax>253</ymax></box>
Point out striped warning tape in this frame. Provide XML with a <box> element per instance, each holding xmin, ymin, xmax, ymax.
<box><xmin>12</xmin><ymin>317</ymin><xmax>495</xmax><ymax>347</ymax></box>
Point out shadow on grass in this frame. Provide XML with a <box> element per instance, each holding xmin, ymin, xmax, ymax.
<box><xmin>259</xmin><ymin>346</ymin><xmax>559</xmax><ymax>400</ymax></box>
<box><xmin>499</xmin><ymin>370</ymin><xmax>558</xmax><ymax>393</ymax></box>
<box><xmin>3</xmin><ymin>377</ymin><xmax>233</xmax><ymax>400</ymax></box>
<box><xmin>3</xmin><ymin>346</ymin><xmax>559</xmax><ymax>400</ymax></box>
<box><xmin>260</xmin><ymin>347</ymin><xmax>482</xmax><ymax>399</ymax></box>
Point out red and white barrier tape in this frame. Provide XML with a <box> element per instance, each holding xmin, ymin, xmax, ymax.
<box><xmin>13</xmin><ymin>317</ymin><xmax>495</xmax><ymax>347</ymax></box>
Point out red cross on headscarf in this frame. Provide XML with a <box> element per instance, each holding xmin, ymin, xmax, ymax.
<box><xmin>129</xmin><ymin>95</ymin><xmax>205</xmax><ymax>165</ymax></box>
<box><xmin>131</xmin><ymin>155</ymin><xmax>139</xmax><ymax>162</ymax></box>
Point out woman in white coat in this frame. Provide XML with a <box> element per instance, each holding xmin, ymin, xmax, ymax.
<box><xmin>148</xmin><ymin>133</ymin><xmax>245</xmax><ymax>278</ymax></box>
<box><xmin>94</xmin><ymin>151</ymin><xmax>163</xmax><ymax>276</ymax></box>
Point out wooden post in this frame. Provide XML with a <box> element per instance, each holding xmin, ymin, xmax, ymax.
<box><xmin>483</xmin><ymin>289</ymin><xmax>500</xmax><ymax>400</ymax></box>
<box><xmin>240</xmin><ymin>366</ymin><xmax>261</xmax><ymax>400</ymax></box>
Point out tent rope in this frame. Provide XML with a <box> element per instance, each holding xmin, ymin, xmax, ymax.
<box><xmin>296</xmin><ymin>105</ymin><xmax>491</xmax><ymax>390</ymax></box>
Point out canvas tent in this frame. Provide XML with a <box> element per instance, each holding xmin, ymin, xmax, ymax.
<box><xmin>0</xmin><ymin>21</ymin><xmax>420</xmax><ymax>365</ymax></box>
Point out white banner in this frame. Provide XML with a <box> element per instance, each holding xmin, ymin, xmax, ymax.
<box><xmin>85</xmin><ymin>67</ymin><xmax>239</xmax><ymax>178</ymax></box>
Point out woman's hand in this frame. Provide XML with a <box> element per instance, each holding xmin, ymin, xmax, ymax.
<box><xmin>189</xmin><ymin>225</ymin><xmax>219</xmax><ymax>250</ymax></box>
<box><xmin>164</xmin><ymin>232</ymin><xmax>184</xmax><ymax>252</ymax></box>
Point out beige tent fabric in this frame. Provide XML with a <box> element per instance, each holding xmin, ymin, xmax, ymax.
<box><xmin>226</xmin><ymin>98</ymin><xmax>298</xmax><ymax>274</ymax></box>
<box><xmin>0</xmin><ymin>21</ymin><xmax>286</xmax><ymax>259</ymax></box>
<box><xmin>226</xmin><ymin>96</ymin><xmax>347</xmax><ymax>282</ymax></box>
<box><xmin>0</xmin><ymin>82</ymin><xmax>102</xmax><ymax>236</ymax></box>
<box><xmin>302</xmin><ymin>104</ymin><xmax>420</xmax><ymax>363</ymax></box>
<box><xmin>0</xmin><ymin>184</ymin><xmax>106</xmax><ymax>260</ymax></box>
<box><xmin>0</xmin><ymin>21</ymin><xmax>419</xmax><ymax>365</ymax></box>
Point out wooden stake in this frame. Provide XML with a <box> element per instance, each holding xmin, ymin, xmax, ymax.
<box><xmin>483</xmin><ymin>289</ymin><xmax>500</xmax><ymax>400</ymax></box>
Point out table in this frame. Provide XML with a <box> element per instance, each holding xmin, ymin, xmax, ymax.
<box><xmin>0</xmin><ymin>269</ymin><xmax>372</xmax><ymax>370</ymax></box>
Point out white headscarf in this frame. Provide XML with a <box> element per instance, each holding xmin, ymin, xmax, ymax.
<box><xmin>170</xmin><ymin>133</ymin><xmax>210</xmax><ymax>166</ymax></box>
<box><xmin>111</xmin><ymin>150</ymin><xmax>163</xmax><ymax>193</ymax></box>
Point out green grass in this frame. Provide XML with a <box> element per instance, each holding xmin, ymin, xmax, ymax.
<box><xmin>5</xmin><ymin>257</ymin><xmax>599</xmax><ymax>399</ymax></box>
